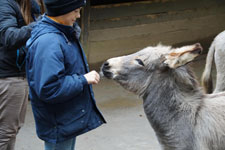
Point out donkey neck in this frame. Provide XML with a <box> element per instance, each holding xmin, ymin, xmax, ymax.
<box><xmin>143</xmin><ymin>66</ymin><xmax>203</xmax><ymax>106</ymax></box>
<box><xmin>142</xmin><ymin>67</ymin><xmax>203</xmax><ymax>149</ymax></box>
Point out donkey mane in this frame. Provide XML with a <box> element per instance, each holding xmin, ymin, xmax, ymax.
<box><xmin>141</xmin><ymin>57</ymin><xmax>202</xmax><ymax>98</ymax></box>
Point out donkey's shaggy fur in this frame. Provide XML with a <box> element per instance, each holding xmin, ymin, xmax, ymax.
<box><xmin>101</xmin><ymin>43</ymin><xmax>225</xmax><ymax>150</ymax></box>
<box><xmin>201</xmin><ymin>30</ymin><xmax>225</xmax><ymax>93</ymax></box>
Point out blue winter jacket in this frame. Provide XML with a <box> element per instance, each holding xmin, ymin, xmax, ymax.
<box><xmin>26</xmin><ymin>15</ymin><xmax>106</xmax><ymax>143</ymax></box>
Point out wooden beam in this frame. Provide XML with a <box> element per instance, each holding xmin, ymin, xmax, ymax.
<box><xmin>81</xmin><ymin>0</ymin><xmax>91</xmax><ymax>61</ymax></box>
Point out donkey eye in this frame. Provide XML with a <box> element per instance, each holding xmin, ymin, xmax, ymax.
<box><xmin>135</xmin><ymin>59</ymin><xmax>145</xmax><ymax>66</ymax></box>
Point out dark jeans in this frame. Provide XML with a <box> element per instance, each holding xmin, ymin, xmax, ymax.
<box><xmin>45</xmin><ymin>137</ymin><xmax>76</xmax><ymax>150</ymax></box>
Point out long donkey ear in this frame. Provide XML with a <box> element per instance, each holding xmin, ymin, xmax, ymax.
<box><xmin>163</xmin><ymin>43</ymin><xmax>203</xmax><ymax>69</ymax></box>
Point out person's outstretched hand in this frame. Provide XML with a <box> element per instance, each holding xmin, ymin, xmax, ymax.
<box><xmin>84</xmin><ymin>70</ymin><xmax>100</xmax><ymax>84</ymax></box>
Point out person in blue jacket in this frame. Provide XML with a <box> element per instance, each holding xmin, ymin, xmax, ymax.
<box><xmin>25</xmin><ymin>0</ymin><xmax>106</xmax><ymax>149</ymax></box>
<box><xmin>0</xmin><ymin>0</ymin><xmax>44</xmax><ymax>149</ymax></box>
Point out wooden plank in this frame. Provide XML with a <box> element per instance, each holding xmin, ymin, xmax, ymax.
<box><xmin>89</xmin><ymin>7</ymin><xmax>225</xmax><ymax>40</ymax></box>
<box><xmin>90</xmin><ymin>0</ymin><xmax>224</xmax><ymax>21</ymax></box>
<box><xmin>88</xmin><ymin>14</ymin><xmax>225</xmax><ymax>64</ymax></box>
<box><xmin>91</xmin><ymin>0</ymin><xmax>176</xmax><ymax>20</ymax></box>
<box><xmin>80</xmin><ymin>0</ymin><xmax>91</xmax><ymax>56</ymax></box>
<box><xmin>91</xmin><ymin>0</ymin><xmax>140</xmax><ymax>5</ymax></box>
<box><xmin>90</xmin><ymin>6</ymin><xmax>225</xmax><ymax>30</ymax></box>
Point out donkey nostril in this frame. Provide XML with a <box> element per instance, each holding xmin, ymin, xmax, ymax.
<box><xmin>104</xmin><ymin>62</ymin><xmax>109</xmax><ymax>67</ymax></box>
<box><xmin>103</xmin><ymin>61</ymin><xmax>111</xmax><ymax>70</ymax></box>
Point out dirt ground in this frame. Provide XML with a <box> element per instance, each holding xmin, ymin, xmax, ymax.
<box><xmin>16</xmin><ymin>54</ymin><xmax>215</xmax><ymax>150</ymax></box>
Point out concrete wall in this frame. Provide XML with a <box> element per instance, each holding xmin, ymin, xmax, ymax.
<box><xmin>83</xmin><ymin>0</ymin><xmax>225</xmax><ymax>66</ymax></box>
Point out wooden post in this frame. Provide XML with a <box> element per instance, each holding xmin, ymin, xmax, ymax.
<box><xmin>81</xmin><ymin>0</ymin><xmax>91</xmax><ymax>61</ymax></box>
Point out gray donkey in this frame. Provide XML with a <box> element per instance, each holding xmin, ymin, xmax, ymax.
<box><xmin>101</xmin><ymin>43</ymin><xmax>225</xmax><ymax>150</ymax></box>
<box><xmin>201</xmin><ymin>30</ymin><xmax>225</xmax><ymax>93</ymax></box>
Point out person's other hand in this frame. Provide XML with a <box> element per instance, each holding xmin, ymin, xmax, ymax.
<box><xmin>84</xmin><ymin>70</ymin><xmax>100</xmax><ymax>84</ymax></box>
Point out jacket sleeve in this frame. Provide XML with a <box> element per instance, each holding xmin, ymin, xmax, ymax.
<box><xmin>28</xmin><ymin>35</ymin><xmax>88</xmax><ymax>104</ymax></box>
<box><xmin>0</xmin><ymin>0</ymin><xmax>34</xmax><ymax>50</ymax></box>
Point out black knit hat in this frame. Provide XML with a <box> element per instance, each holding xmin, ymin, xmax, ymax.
<box><xmin>44</xmin><ymin>0</ymin><xmax>86</xmax><ymax>16</ymax></box>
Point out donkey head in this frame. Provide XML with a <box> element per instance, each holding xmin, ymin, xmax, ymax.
<box><xmin>100</xmin><ymin>43</ymin><xmax>202</xmax><ymax>96</ymax></box>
